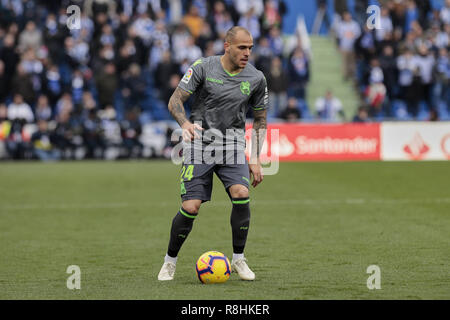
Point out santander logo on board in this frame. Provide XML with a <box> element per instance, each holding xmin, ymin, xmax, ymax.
<box><xmin>403</xmin><ymin>132</ymin><xmax>430</xmax><ymax>160</ymax></box>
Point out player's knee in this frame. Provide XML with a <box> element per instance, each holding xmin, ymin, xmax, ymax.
<box><xmin>181</xmin><ymin>200</ymin><xmax>202</xmax><ymax>214</ymax></box>
<box><xmin>229</xmin><ymin>185</ymin><xmax>249</xmax><ymax>199</ymax></box>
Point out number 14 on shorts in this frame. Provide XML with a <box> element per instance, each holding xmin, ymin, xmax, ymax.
<box><xmin>181</xmin><ymin>165</ymin><xmax>194</xmax><ymax>181</ymax></box>
<box><xmin>180</xmin><ymin>165</ymin><xmax>194</xmax><ymax>195</ymax></box>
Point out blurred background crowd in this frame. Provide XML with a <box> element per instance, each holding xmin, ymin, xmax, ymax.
<box><xmin>0</xmin><ymin>0</ymin><xmax>449</xmax><ymax>161</ymax></box>
<box><xmin>332</xmin><ymin>0</ymin><xmax>450</xmax><ymax>122</ymax></box>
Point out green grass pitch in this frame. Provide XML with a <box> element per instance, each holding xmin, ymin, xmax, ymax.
<box><xmin>0</xmin><ymin>161</ymin><xmax>449</xmax><ymax>300</ymax></box>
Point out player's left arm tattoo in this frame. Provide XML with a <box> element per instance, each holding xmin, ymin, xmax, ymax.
<box><xmin>250</xmin><ymin>109</ymin><xmax>267</xmax><ymax>162</ymax></box>
<box><xmin>168</xmin><ymin>87</ymin><xmax>191</xmax><ymax>127</ymax></box>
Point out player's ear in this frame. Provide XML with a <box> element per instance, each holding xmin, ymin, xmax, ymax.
<box><xmin>224</xmin><ymin>41</ymin><xmax>230</xmax><ymax>53</ymax></box>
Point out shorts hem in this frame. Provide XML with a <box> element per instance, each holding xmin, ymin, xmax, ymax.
<box><xmin>224</xmin><ymin>182</ymin><xmax>249</xmax><ymax>190</ymax></box>
<box><xmin>181</xmin><ymin>194</ymin><xmax>211</xmax><ymax>203</ymax></box>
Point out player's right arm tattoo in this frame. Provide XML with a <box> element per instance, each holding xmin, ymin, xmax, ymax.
<box><xmin>251</xmin><ymin>109</ymin><xmax>267</xmax><ymax>161</ymax></box>
<box><xmin>168</xmin><ymin>87</ymin><xmax>191</xmax><ymax>126</ymax></box>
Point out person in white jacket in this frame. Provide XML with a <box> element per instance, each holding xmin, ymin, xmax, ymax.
<box><xmin>7</xmin><ymin>94</ymin><xmax>34</xmax><ymax>123</ymax></box>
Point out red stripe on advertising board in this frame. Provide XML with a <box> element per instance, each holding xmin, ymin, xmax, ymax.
<box><xmin>245</xmin><ymin>123</ymin><xmax>381</xmax><ymax>162</ymax></box>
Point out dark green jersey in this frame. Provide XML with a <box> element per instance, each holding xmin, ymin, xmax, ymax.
<box><xmin>178</xmin><ymin>55</ymin><xmax>268</xmax><ymax>147</ymax></box>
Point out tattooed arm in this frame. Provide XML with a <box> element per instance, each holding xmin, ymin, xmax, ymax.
<box><xmin>249</xmin><ymin>109</ymin><xmax>267</xmax><ymax>187</ymax></box>
<box><xmin>168</xmin><ymin>87</ymin><xmax>191</xmax><ymax>126</ymax></box>
<box><xmin>168</xmin><ymin>87</ymin><xmax>203</xmax><ymax>141</ymax></box>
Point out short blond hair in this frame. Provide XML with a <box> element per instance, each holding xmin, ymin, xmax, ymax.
<box><xmin>225</xmin><ymin>26</ymin><xmax>252</xmax><ymax>44</ymax></box>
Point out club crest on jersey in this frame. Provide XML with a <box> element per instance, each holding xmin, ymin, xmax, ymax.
<box><xmin>181</xmin><ymin>68</ymin><xmax>193</xmax><ymax>84</ymax></box>
<box><xmin>240</xmin><ymin>81</ymin><xmax>251</xmax><ymax>96</ymax></box>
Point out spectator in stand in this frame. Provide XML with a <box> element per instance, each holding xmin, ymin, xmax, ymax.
<box><xmin>353</xmin><ymin>0</ymin><xmax>369</xmax><ymax>26</ymax></box>
<box><xmin>71</xmin><ymin>69</ymin><xmax>86</xmax><ymax>107</ymax></box>
<box><xmin>183</xmin><ymin>5</ymin><xmax>205</xmax><ymax>40</ymax></box>
<box><xmin>196</xmin><ymin>22</ymin><xmax>215</xmax><ymax>53</ymax></box>
<box><xmin>415</xmin><ymin>44</ymin><xmax>436</xmax><ymax>111</ymax></box>
<box><xmin>288</xmin><ymin>46</ymin><xmax>310</xmax><ymax>100</ymax></box>
<box><xmin>253</xmin><ymin>36</ymin><xmax>273</xmax><ymax>75</ymax></box>
<box><xmin>238</xmin><ymin>8</ymin><xmax>261</xmax><ymax>40</ymax></box>
<box><xmin>267</xmin><ymin>26</ymin><xmax>284</xmax><ymax>57</ymax></box>
<box><xmin>428</xmin><ymin>108</ymin><xmax>439</xmax><ymax>121</ymax></box>
<box><xmin>11</xmin><ymin>63</ymin><xmax>35</xmax><ymax>105</ymax></box>
<box><xmin>279</xmin><ymin>97</ymin><xmax>302</xmax><ymax>122</ymax></box>
<box><xmin>99</xmin><ymin>105</ymin><xmax>122</xmax><ymax>159</ymax></box>
<box><xmin>17</xmin><ymin>21</ymin><xmax>43</xmax><ymax>53</ymax></box>
<box><xmin>210</xmin><ymin>1</ymin><xmax>234</xmax><ymax>37</ymax></box>
<box><xmin>356</xmin><ymin>24</ymin><xmax>376</xmax><ymax>66</ymax></box>
<box><xmin>161</xmin><ymin>74</ymin><xmax>182</xmax><ymax>105</ymax></box>
<box><xmin>441</xmin><ymin>0</ymin><xmax>450</xmax><ymax>25</ymax></box>
<box><xmin>0</xmin><ymin>34</ymin><xmax>20</xmax><ymax>94</ymax></box>
<box><xmin>154</xmin><ymin>51</ymin><xmax>181</xmax><ymax>94</ymax></box>
<box><xmin>315</xmin><ymin>90</ymin><xmax>344</xmax><ymax>121</ymax></box>
<box><xmin>84</xmin><ymin>0</ymin><xmax>117</xmax><ymax>19</ymax></box>
<box><xmin>173</xmin><ymin>36</ymin><xmax>202</xmax><ymax>64</ymax></box>
<box><xmin>376</xmin><ymin>7</ymin><xmax>394</xmax><ymax>42</ymax></box>
<box><xmin>353</xmin><ymin>106</ymin><xmax>369</xmax><ymax>122</ymax></box>
<box><xmin>337</xmin><ymin>12</ymin><xmax>361</xmax><ymax>81</ymax></box>
<box><xmin>131</xmin><ymin>12</ymin><xmax>154</xmax><ymax>47</ymax></box>
<box><xmin>0</xmin><ymin>60</ymin><xmax>7</xmax><ymax>103</ymax></box>
<box><xmin>266</xmin><ymin>56</ymin><xmax>288</xmax><ymax>118</ymax></box>
<box><xmin>53</xmin><ymin>110</ymin><xmax>84</xmax><ymax>160</ymax></box>
<box><xmin>5</xmin><ymin>117</ymin><xmax>31</xmax><ymax>160</ymax></box>
<box><xmin>95</xmin><ymin>62</ymin><xmax>118</xmax><ymax>108</ymax></box>
<box><xmin>120</xmin><ymin>107</ymin><xmax>143</xmax><ymax>158</ymax></box>
<box><xmin>7</xmin><ymin>94</ymin><xmax>34</xmax><ymax>123</ymax></box>
<box><xmin>82</xmin><ymin>108</ymin><xmax>104</xmax><ymax>159</ymax></box>
<box><xmin>117</xmin><ymin>39</ymin><xmax>139</xmax><ymax>75</ymax></box>
<box><xmin>31</xmin><ymin>119</ymin><xmax>61</xmax><ymax>161</ymax></box>
<box><xmin>55</xmin><ymin>92</ymin><xmax>74</xmax><ymax>119</ymax></box>
<box><xmin>433</xmin><ymin>47</ymin><xmax>450</xmax><ymax>111</ymax></box>
<box><xmin>5</xmin><ymin>94</ymin><xmax>33</xmax><ymax>160</ymax></box>
<box><xmin>435</xmin><ymin>23</ymin><xmax>449</xmax><ymax>50</ymax></box>
<box><xmin>35</xmin><ymin>95</ymin><xmax>52</xmax><ymax>121</ymax></box>
<box><xmin>406</xmin><ymin>67</ymin><xmax>423</xmax><ymax>118</ymax></box>
<box><xmin>0</xmin><ymin>104</ymin><xmax>8</xmax><ymax>137</ymax></box>
<box><xmin>397</xmin><ymin>47</ymin><xmax>420</xmax><ymax>117</ymax></box>
<box><xmin>121</xmin><ymin>63</ymin><xmax>147</xmax><ymax>110</ymax></box>
<box><xmin>234</xmin><ymin>0</ymin><xmax>264</xmax><ymax>18</ymax></box>
<box><xmin>379</xmin><ymin>45</ymin><xmax>398</xmax><ymax>101</ymax></box>
<box><xmin>43</xmin><ymin>64</ymin><xmax>63</xmax><ymax>107</ymax></box>
<box><xmin>365</xmin><ymin>58</ymin><xmax>387</xmax><ymax>118</ymax></box>
<box><xmin>261</xmin><ymin>0</ymin><xmax>285</xmax><ymax>34</ymax></box>
<box><xmin>189</xmin><ymin>0</ymin><xmax>209</xmax><ymax>18</ymax></box>
<box><xmin>404</xmin><ymin>0</ymin><xmax>419</xmax><ymax>34</ymax></box>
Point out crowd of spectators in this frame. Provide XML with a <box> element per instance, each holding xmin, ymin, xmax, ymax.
<box><xmin>0</xmin><ymin>0</ymin><xmax>313</xmax><ymax>161</ymax></box>
<box><xmin>333</xmin><ymin>0</ymin><xmax>450</xmax><ymax>121</ymax></box>
<box><xmin>1</xmin><ymin>0</ymin><xmax>448</xmax><ymax>161</ymax></box>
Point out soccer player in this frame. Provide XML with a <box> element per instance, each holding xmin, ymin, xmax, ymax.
<box><xmin>157</xmin><ymin>26</ymin><xmax>268</xmax><ymax>281</ymax></box>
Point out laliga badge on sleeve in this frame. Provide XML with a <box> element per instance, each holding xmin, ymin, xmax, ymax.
<box><xmin>181</xmin><ymin>68</ymin><xmax>193</xmax><ymax>84</ymax></box>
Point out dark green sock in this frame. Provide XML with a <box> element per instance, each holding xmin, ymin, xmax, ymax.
<box><xmin>167</xmin><ymin>207</ymin><xmax>197</xmax><ymax>257</ymax></box>
<box><xmin>230</xmin><ymin>197</ymin><xmax>250</xmax><ymax>254</ymax></box>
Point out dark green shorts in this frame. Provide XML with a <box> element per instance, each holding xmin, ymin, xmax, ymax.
<box><xmin>179</xmin><ymin>149</ymin><xmax>250</xmax><ymax>203</ymax></box>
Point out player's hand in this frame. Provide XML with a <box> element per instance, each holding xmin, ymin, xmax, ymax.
<box><xmin>181</xmin><ymin>122</ymin><xmax>204</xmax><ymax>142</ymax></box>
<box><xmin>249</xmin><ymin>160</ymin><xmax>263</xmax><ymax>188</ymax></box>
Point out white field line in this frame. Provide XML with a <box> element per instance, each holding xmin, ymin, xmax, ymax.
<box><xmin>1</xmin><ymin>198</ymin><xmax>450</xmax><ymax>211</ymax></box>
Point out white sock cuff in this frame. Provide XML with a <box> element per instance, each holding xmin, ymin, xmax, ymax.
<box><xmin>232</xmin><ymin>253</ymin><xmax>244</xmax><ymax>261</ymax></box>
<box><xmin>165</xmin><ymin>254</ymin><xmax>178</xmax><ymax>264</ymax></box>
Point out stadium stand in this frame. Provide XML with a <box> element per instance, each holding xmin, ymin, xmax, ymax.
<box><xmin>0</xmin><ymin>0</ymin><xmax>448</xmax><ymax>161</ymax></box>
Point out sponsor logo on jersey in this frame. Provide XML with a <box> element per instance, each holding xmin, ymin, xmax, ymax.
<box><xmin>181</xmin><ymin>68</ymin><xmax>193</xmax><ymax>84</ymax></box>
<box><xmin>240</xmin><ymin>81</ymin><xmax>251</xmax><ymax>96</ymax></box>
<box><xmin>206</xmin><ymin>77</ymin><xmax>224</xmax><ymax>84</ymax></box>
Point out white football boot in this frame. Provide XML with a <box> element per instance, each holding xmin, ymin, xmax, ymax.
<box><xmin>231</xmin><ymin>258</ymin><xmax>255</xmax><ymax>281</ymax></box>
<box><xmin>157</xmin><ymin>262</ymin><xmax>176</xmax><ymax>281</ymax></box>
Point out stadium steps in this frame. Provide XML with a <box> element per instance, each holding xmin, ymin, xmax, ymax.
<box><xmin>306</xmin><ymin>35</ymin><xmax>360</xmax><ymax>121</ymax></box>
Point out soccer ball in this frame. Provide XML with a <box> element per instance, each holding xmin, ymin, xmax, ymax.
<box><xmin>195</xmin><ymin>251</ymin><xmax>231</xmax><ymax>284</ymax></box>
